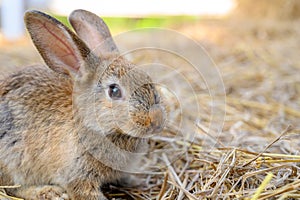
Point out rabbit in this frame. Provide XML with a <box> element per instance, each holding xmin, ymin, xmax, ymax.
<box><xmin>0</xmin><ymin>9</ymin><xmax>165</xmax><ymax>200</ymax></box>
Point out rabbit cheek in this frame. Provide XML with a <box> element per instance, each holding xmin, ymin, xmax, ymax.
<box><xmin>127</xmin><ymin>112</ymin><xmax>150</xmax><ymax>136</ymax></box>
<box><xmin>102</xmin><ymin>99</ymin><xmax>113</xmax><ymax>108</ymax></box>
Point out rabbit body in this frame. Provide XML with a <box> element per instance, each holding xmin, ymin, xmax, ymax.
<box><xmin>0</xmin><ymin>9</ymin><xmax>164</xmax><ymax>200</ymax></box>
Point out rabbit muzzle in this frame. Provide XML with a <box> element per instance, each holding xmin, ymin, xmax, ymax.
<box><xmin>148</xmin><ymin>104</ymin><xmax>165</xmax><ymax>134</ymax></box>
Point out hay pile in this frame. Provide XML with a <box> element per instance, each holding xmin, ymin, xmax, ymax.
<box><xmin>1</xmin><ymin>13</ymin><xmax>300</xmax><ymax>200</ymax></box>
<box><xmin>233</xmin><ymin>0</ymin><xmax>300</xmax><ymax>20</ymax></box>
<box><xmin>103</xmin><ymin>17</ymin><xmax>300</xmax><ymax>199</ymax></box>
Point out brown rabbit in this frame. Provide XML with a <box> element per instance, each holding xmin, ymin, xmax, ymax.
<box><xmin>0</xmin><ymin>9</ymin><xmax>165</xmax><ymax>200</ymax></box>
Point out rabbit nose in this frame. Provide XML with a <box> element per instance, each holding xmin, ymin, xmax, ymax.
<box><xmin>149</xmin><ymin>104</ymin><xmax>165</xmax><ymax>133</ymax></box>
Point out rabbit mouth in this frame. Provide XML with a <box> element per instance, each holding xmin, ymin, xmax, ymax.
<box><xmin>141</xmin><ymin>121</ymin><xmax>165</xmax><ymax>137</ymax></box>
<box><xmin>147</xmin><ymin>123</ymin><xmax>164</xmax><ymax>135</ymax></box>
<box><xmin>122</xmin><ymin>124</ymin><xmax>163</xmax><ymax>138</ymax></box>
<box><xmin>145</xmin><ymin>126</ymin><xmax>164</xmax><ymax>136</ymax></box>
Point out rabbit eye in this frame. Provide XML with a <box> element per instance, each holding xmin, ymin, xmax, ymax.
<box><xmin>108</xmin><ymin>84</ymin><xmax>122</xmax><ymax>100</ymax></box>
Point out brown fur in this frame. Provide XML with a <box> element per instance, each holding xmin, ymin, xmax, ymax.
<box><xmin>0</xmin><ymin>10</ymin><xmax>165</xmax><ymax>200</ymax></box>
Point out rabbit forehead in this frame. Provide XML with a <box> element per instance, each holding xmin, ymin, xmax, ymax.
<box><xmin>100</xmin><ymin>57</ymin><xmax>153</xmax><ymax>88</ymax></box>
<box><xmin>98</xmin><ymin>57</ymin><xmax>131</xmax><ymax>79</ymax></box>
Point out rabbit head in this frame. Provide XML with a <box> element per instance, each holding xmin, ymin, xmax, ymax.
<box><xmin>24</xmin><ymin>10</ymin><xmax>165</xmax><ymax>138</ymax></box>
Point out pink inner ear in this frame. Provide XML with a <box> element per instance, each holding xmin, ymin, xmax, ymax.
<box><xmin>69</xmin><ymin>10</ymin><xmax>118</xmax><ymax>57</ymax></box>
<box><xmin>35</xmin><ymin>19</ymin><xmax>81</xmax><ymax>73</ymax></box>
<box><xmin>83</xmin><ymin>25</ymin><xmax>103</xmax><ymax>50</ymax></box>
<box><xmin>76</xmin><ymin>23</ymin><xmax>107</xmax><ymax>56</ymax></box>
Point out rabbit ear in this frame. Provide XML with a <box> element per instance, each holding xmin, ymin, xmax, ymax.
<box><xmin>69</xmin><ymin>9</ymin><xmax>119</xmax><ymax>57</ymax></box>
<box><xmin>24</xmin><ymin>10</ymin><xmax>94</xmax><ymax>78</ymax></box>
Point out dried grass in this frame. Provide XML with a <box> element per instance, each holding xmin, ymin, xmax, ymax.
<box><xmin>233</xmin><ymin>0</ymin><xmax>300</xmax><ymax>20</ymax></box>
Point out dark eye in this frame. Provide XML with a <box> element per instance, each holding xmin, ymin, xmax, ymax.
<box><xmin>108</xmin><ymin>84</ymin><xmax>122</xmax><ymax>100</ymax></box>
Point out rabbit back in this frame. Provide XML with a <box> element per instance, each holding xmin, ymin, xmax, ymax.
<box><xmin>0</xmin><ymin>66</ymin><xmax>76</xmax><ymax>184</ymax></box>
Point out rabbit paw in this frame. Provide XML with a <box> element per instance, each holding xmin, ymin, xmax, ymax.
<box><xmin>118</xmin><ymin>174</ymin><xmax>146</xmax><ymax>188</ymax></box>
<box><xmin>34</xmin><ymin>185</ymin><xmax>69</xmax><ymax>200</ymax></box>
<box><xmin>15</xmin><ymin>185</ymin><xmax>69</xmax><ymax>200</ymax></box>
